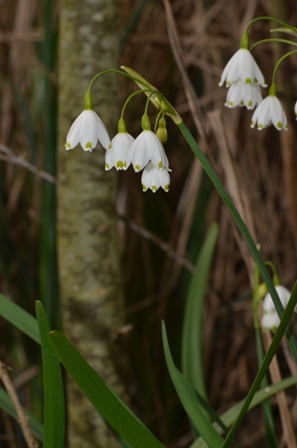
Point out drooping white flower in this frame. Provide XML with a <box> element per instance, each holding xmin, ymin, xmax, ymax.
<box><xmin>126</xmin><ymin>130</ymin><xmax>169</xmax><ymax>172</ymax></box>
<box><xmin>219</xmin><ymin>49</ymin><xmax>267</xmax><ymax>88</ymax></box>
<box><xmin>294</xmin><ymin>100</ymin><xmax>297</xmax><ymax>119</ymax></box>
<box><xmin>251</xmin><ymin>94</ymin><xmax>288</xmax><ymax>131</ymax></box>
<box><xmin>141</xmin><ymin>162</ymin><xmax>170</xmax><ymax>192</ymax></box>
<box><xmin>225</xmin><ymin>81</ymin><xmax>263</xmax><ymax>110</ymax></box>
<box><xmin>261</xmin><ymin>285</ymin><xmax>291</xmax><ymax>331</ymax></box>
<box><xmin>65</xmin><ymin>110</ymin><xmax>110</xmax><ymax>151</ymax></box>
<box><xmin>105</xmin><ymin>132</ymin><xmax>134</xmax><ymax>171</ymax></box>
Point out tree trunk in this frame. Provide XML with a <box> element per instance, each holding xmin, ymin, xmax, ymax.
<box><xmin>57</xmin><ymin>1</ymin><xmax>126</xmax><ymax>446</ymax></box>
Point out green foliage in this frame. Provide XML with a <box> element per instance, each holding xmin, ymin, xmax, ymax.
<box><xmin>182</xmin><ymin>223</ymin><xmax>219</xmax><ymax>402</ymax></box>
<box><xmin>36</xmin><ymin>301</ymin><xmax>65</xmax><ymax>447</ymax></box>
<box><xmin>48</xmin><ymin>330</ymin><xmax>166</xmax><ymax>448</ymax></box>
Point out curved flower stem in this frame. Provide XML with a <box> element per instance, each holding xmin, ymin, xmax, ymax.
<box><xmin>246</xmin><ymin>16</ymin><xmax>297</xmax><ymax>35</ymax></box>
<box><xmin>88</xmin><ymin>69</ymin><xmax>153</xmax><ymax>92</ymax></box>
<box><xmin>120</xmin><ymin>89</ymin><xmax>148</xmax><ymax>119</ymax></box>
<box><xmin>250</xmin><ymin>38</ymin><xmax>297</xmax><ymax>52</ymax></box>
<box><xmin>271</xmin><ymin>50</ymin><xmax>297</xmax><ymax>84</ymax></box>
<box><xmin>177</xmin><ymin>120</ymin><xmax>297</xmax><ymax>363</ymax></box>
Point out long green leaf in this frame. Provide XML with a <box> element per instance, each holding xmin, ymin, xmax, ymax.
<box><xmin>0</xmin><ymin>294</ymin><xmax>40</xmax><ymax>344</ymax></box>
<box><xmin>162</xmin><ymin>321</ymin><xmax>224</xmax><ymax>447</ymax></box>
<box><xmin>182</xmin><ymin>223</ymin><xmax>218</xmax><ymax>402</ymax></box>
<box><xmin>222</xmin><ymin>281</ymin><xmax>297</xmax><ymax>447</ymax></box>
<box><xmin>0</xmin><ymin>387</ymin><xmax>44</xmax><ymax>441</ymax></box>
<box><xmin>36</xmin><ymin>301</ymin><xmax>65</xmax><ymax>447</ymax></box>
<box><xmin>191</xmin><ymin>374</ymin><xmax>297</xmax><ymax>448</ymax></box>
<box><xmin>48</xmin><ymin>330</ymin><xmax>165</xmax><ymax>448</ymax></box>
<box><xmin>178</xmin><ymin>121</ymin><xmax>297</xmax><ymax>363</ymax></box>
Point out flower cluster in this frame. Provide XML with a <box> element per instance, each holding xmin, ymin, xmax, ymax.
<box><xmin>219</xmin><ymin>47</ymin><xmax>289</xmax><ymax>131</ymax></box>
<box><xmin>65</xmin><ymin>92</ymin><xmax>171</xmax><ymax>193</ymax></box>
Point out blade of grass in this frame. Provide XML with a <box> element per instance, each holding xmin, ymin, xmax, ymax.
<box><xmin>35</xmin><ymin>301</ymin><xmax>65</xmax><ymax>447</ymax></box>
<box><xmin>48</xmin><ymin>330</ymin><xmax>166</xmax><ymax>448</ymax></box>
<box><xmin>178</xmin><ymin>121</ymin><xmax>297</xmax><ymax>363</ymax></box>
<box><xmin>0</xmin><ymin>294</ymin><xmax>40</xmax><ymax>344</ymax></box>
<box><xmin>221</xmin><ymin>281</ymin><xmax>297</xmax><ymax>447</ymax></box>
<box><xmin>182</xmin><ymin>223</ymin><xmax>218</xmax><ymax>403</ymax></box>
<box><xmin>162</xmin><ymin>321</ymin><xmax>224</xmax><ymax>447</ymax></box>
<box><xmin>191</xmin><ymin>374</ymin><xmax>297</xmax><ymax>448</ymax></box>
<box><xmin>0</xmin><ymin>386</ymin><xmax>44</xmax><ymax>441</ymax></box>
<box><xmin>255</xmin><ymin>327</ymin><xmax>278</xmax><ymax>447</ymax></box>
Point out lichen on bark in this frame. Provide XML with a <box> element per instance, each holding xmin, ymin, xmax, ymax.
<box><xmin>58</xmin><ymin>1</ymin><xmax>126</xmax><ymax>446</ymax></box>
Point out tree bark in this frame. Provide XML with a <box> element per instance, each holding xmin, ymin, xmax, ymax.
<box><xmin>57</xmin><ymin>1</ymin><xmax>126</xmax><ymax>446</ymax></box>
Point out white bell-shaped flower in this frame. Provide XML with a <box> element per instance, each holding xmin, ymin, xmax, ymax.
<box><xmin>261</xmin><ymin>285</ymin><xmax>291</xmax><ymax>331</ymax></box>
<box><xmin>294</xmin><ymin>100</ymin><xmax>297</xmax><ymax>119</ymax></box>
<box><xmin>225</xmin><ymin>81</ymin><xmax>262</xmax><ymax>110</ymax></box>
<box><xmin>126</xmin><ymin>114</ymin><xmax>169</xmax><ymax>172</ymax></box>
<box><xmin>65</xmin><ymin>110</ymin><xmax>110</xmax><ymax>151</ymax></box>
<box><xmin>105</xmin><ymin>132</ymin><xmax>134</xmax><ymax>171</ymax></box>
<box><xmin>251</xmin><ymin>92</ymin><xmax>288</xmax><ymax>131</ymax></box>
<box><xmin>141</xmin><ymin>162</ymin><xmax>170</xmax><ymax>192</ymax></box>
<box><xmin>219</xmin><ymin>49</ymin><xmax>267</xmax><ymax>88</ymax></box>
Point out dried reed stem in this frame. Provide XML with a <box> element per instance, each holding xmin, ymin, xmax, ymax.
<box><xmin>0</xmin><ymin>361</ymin><xmax>38</xmax><ymax>448</ymax></box>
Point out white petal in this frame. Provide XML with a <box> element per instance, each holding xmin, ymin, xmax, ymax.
<box><xmin>269</xmin><ymin>97</ymin><xmax>287</xmax><ymax>130</ymax></box>
<box><xmin>251</xmin><ymin>96</ymin><xmax>287</xmax><ymax>131</ymax></box>
<box><xmin>261</xmin><ymin>312</ymin><xmax>280</xmax><ymax>331</ymax></box>
<box><xmin>144</xmin><ymin>131</ymin><xmax>169</xmax><ymax>170</ymax></box>
<box><xmin>96</xmin><ymin>113</ymin><xmax>111</xmax><ymax>149</ymax></box>
<box><xmin>79</xmin><ymin>110</ymin><xmax>99</xmax><ymax>151</ymax></box>
<box><xmin>126</xmin><ymin>132</ymin><xmax>150</xmax><ymax>172</ymax></box>
<box><xmin>219</xmin><ymin>49</ymin><xmax>266</xmax><ymax>88</ymax></box>
<box><xmin>295</xmin><ymin>101</ymin><xmax>297</xmax><ymax>119</ymax></box>
<box><xmin>263</xmin><ymin>285</ymin><xmax>291</xmax><ymax>313</ymax></box>
<box><xmin>111</xmin><ymin>132</ymin><xmax>134</xmax><ymax>170</ymax></box>
<box><xmin>65</xmin><ymin>111</ymin><xmax>85</xmax><ymax>149</ymax></box>
<box><xmin>105</xmin><ymin>149</ymin><xmax>114</xmax><ymax>171</ymax></box>
<box><xmin>141</xmin><ymin>162</ymin><xmax>170</xmax><ymax>192</ymax></box>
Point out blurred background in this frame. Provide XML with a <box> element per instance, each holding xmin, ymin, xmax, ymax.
<box><xmin>1</xmin><ymin>0</ymin><xmax>297</xmax><ymax>446</ymax></box>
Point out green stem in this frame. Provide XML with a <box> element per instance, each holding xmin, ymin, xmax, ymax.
<box><xmin>271</xmin><ymin>50</ymin><xmax>297</xmax><ymax>83</ymax></box>
<box><xmin>88</xmin><ymin>69</ymin><xmax>153</xmax><ymax>92</ymax></box>
<box><xmin>177</xmin><ymin>121</ymin><xmax>297</xmax><ymax>363</ymax></box>
<box><xmin>250</xmin><ymin>38</ymin><xmax>297</xmax><ymax>52</ymax></box>
<box><xmin>246</xmin><ymin>16</ymin><xmax>297</xmax><ymax>35</ymax></box>
<box><xmin>120</xmin><ymin>89</ymin><xmax>147</xmax><ymax>119</ymax></box>
<box><xmin>222</xmin><ymin>282</ymin><xmax>297</xmax><ymax>447</ymax></box>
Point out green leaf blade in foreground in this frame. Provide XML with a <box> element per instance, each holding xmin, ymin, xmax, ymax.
<box><xmin>0</xmin><ymin>294</ymin><xmax>40</xmax><ymax>344</ymax></box>
<box><xmin>0</xmin><ymin>387</ymin><xmax>44</xmax><ymax>441</ymax></box>
<box><xmin>182</xmin><ymin>223</ymin><xmax>218</xmax><ymax>401</ymax></box>
<box><xmin>36</xmin><ymin>301</ymin><xmax>65</xmax><ymax>448</ymax></box>
<box><xmin>162</xmin><ymin>321</ymin><xmax>224</xmax><ymax>448</ymax></box>
<box><xmin>178</xmin><ymin>121</ymin><xmax>297</xmax><ymax>364</ymax></box>
<box><xmin>191</xmin><ymin>375</ymin><xmax>297</xmax><ymax>448</ymax></box>
<box><xmin>48</xmin><ymin>330</ymin><xmax>165</xmax><ymax>448</ymax></box>
<box><xmin>221</xmin><ymin>281</ymin><xmax>297</xmax><ymax>447</ymax></box>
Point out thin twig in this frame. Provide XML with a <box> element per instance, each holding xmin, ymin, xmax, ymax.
<box><xmin>118</xmin><ymin>214</ymin><xmax>195</xmax><ymax>272</ymax></box>
<box><xmin>0</xmin><ymin>144</ymin><xmax>56</xmax><ymax>183</ymax></box>
<box><xmin>0</xmin><ymin>361</ymin><xmax>39</xmax><ymax>448</ymax></box>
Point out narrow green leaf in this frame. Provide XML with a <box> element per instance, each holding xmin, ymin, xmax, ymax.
<box><xmin>36</xmin><ymin>301</ymin><xmax>65</xmax><ymax>447</ymax></box>
<box><xmin>191</xmin><ymin>374</ymin><xmax>297</xmax><ymax>448</ymax></box>
<box><xmin>0</xmin><ymin>386</ymin><xmax>44</xmax><ymax>441</ymax></box>
<box><xmin>48</xmin><ymin>330</ymin><xmax>165</xmax><ymax>448</ymax></box>
<box><xmin>255</xmin><ymin>327</ymin><xmax>278</xmax><ymax>447</ymax></box>
<box><xmin>182</xmin><ymin>223</ymin><xmax>218</xmax><ymax>402</ymax></box>
<box><xmin>178</xmin><ymin>121</ymin><xmax>297</xmax><ymax>363</ymax></box>
<box><xmin>222</xmin><ymin>281</ymin><xmax>297</xmax><ymax>447</ymax></box>
<box><xmin>0</xmin><ymin>294</ymin><xmax>40</xmax><ymax>344</ymax></box>
<box><xmin>162</xmin><ymin>321</ymin><xmax>224</xmax><ymax>447</ymax></box>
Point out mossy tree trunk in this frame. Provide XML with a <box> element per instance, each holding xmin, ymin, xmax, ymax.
<box><xmin>57</xmin><ymin>1</ymin><xmax>127</xmax><ymax>446</ymax></box>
